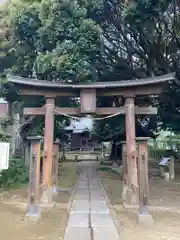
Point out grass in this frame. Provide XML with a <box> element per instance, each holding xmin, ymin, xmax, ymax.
<box><xmin>96</xmin><ymin>166</ymin><xmax>120</xmax><ymax>175</ymax></box>
<box><xmin>58</xmin><ymin>162</ymin><xmax>77</xmax><ymax>188</ymax></box>
<box><xmin>9</xmin><ymin>182</ymin><xmax>28</xmax><ymax>190</ymax></box>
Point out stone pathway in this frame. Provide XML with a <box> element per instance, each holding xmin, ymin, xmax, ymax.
<box><xmin>64</xmin><ymin>162</ymin><xmax>120</xmax><ymax>240</ymax></box>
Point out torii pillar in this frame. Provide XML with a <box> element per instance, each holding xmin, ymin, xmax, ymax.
<box><xmin>125</xmin><ymin>97</ymin><xmax>138</xmax><ymax>204</ymax></box>
<box><xmin>52</xmin><ymin>139</ymin><xmax>60</xmax><ymax>194</ymax></box>
<box><xmin>41</xmin><ymin>97</ymin><xmax>55</xmax><ymax>204</ymax></box>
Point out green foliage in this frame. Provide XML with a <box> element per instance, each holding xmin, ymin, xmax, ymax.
<box><xmin>1</xmin><ymin>0</ymin><xmax>180</xmax><ymax>138</ymax></box>
<box><xmin>92</xmin><ymin>115</ymin><xmax>125</xmax><ymax>141</ymax></box>
<box><xmin>148</xmin><ymin>146</ymin><xmax>178</xmax><ymax>160</ymax></box>
<box><xmin>7</xmin><ymin>0</ymin><xmax>101</xmax><ymax>82</ymax></box>
<box><xmin>0</xmin><ymin>158</ymin><xmax>29</xmax><ymax>189</ymax></box>
<box><xmin>158</xmin><ymin>82</ymin><xmax>180</xmax><ymax>132</ymax></box>
<box><xmin>0</xmin><ymin>0</ymin><xmax>102</xmax><ymax>137</ymax></box>
<box><xmin>124</xmin><ymin>0</ymin><xmax>172</xmax><ymax>24</ymax></box>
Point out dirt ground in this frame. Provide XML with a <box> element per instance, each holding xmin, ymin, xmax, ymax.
<box><xmin>98</xmin><ymin>162</ymin><xmax>180</xmax><ymax>240</ymax></box>
<box><xmin>0</xmin><ymin>162</ymin><xmax>77</xmax><ymax>240</ymax></box>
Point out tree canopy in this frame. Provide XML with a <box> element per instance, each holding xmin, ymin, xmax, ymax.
<box><xmin>0</xmin><ymin>0</ymin><xmax>180</xmax><ymax>139</ymax></box>
<box><xmin>7</xmin><ymin>0</ymin><xmax>102</xmax><ymax>82</ymax></box>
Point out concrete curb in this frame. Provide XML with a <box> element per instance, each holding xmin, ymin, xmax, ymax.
<box><xmin>67</xmin><ymin>169</ymin><xmax>80</xmax><ymax>212</ymax></box>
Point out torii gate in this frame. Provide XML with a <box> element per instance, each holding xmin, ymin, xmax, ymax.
<box><xmin>6</xmin><ymin>73</ymin><xmax>175</xmax><ymax>207</ymax></box>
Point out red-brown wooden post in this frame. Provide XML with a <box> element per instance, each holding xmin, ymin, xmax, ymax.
<box><xmin>42</xmin><ymin>97</ymin><xmax>55</xmax><ymax>204</ymax></box>
<box><xmin>52</xmin><ymin>139</ymin><xmax>60</xmax><ymax>194</ymax></box>
<box><xmin>125</xmin><ymin>97</ymin><xmax>138</xmax><ymax>204</ymax></box>
<box><xmin>136</xmin><ymin>137</ymin><xmax>154</xmax><ymax>225</ymax></box>
<box><xmin>26</xmin><ymin>136</ymin><xmax>43</xmax><ymax>220</ymax></box>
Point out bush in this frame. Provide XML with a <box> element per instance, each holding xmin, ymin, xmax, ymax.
<box><xmin>0</xmin><ymin>158</ymin><xmax>29</xmax><ymax>189</ymax></box>
<box><xmin>148</xmin><ymin>146</ymin><xmax>178</xmax><ymax>160</ymax></box>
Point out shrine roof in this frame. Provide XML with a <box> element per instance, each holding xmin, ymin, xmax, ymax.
<box><xmin>64</xmin><ymin>118</ymin><xmax>93</xmax><ymax>133</ymax></box>
<box><xmin>6</xmin><ymin>73</ymin><xmax>175</xmax><ymax>89</ymax></box>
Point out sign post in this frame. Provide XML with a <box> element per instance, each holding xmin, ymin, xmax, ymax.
<box><xmin>0</xmin><ymin>142</ymin><xmax>10</xmax><ymax>171</ymax></box>
<box><xmin>159</xmin><ymin>157</ymin><xmax>175</xmax><ymax>181</ymax></box>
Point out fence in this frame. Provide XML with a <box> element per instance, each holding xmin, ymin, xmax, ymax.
<box><xmin>62</xmin><ymin>147</ymin><xmax>103</xmax><ymax>161</ymax></box>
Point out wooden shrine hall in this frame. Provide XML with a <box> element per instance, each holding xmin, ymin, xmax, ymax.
<box><xmin>6</xmin><ymin>73</ymin><xmax>176</xmax><ymax>222</ymax></box>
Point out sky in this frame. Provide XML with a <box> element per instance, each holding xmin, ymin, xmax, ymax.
<box><xmin>0</xmin><ymin>0</ymin><xmax>7</xmax><ymax>4</ymax></box>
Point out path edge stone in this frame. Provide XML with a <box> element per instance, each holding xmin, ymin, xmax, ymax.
<box><xmin>97</xmin><ymin>172</ymin><xmax>121</xmax><ymax>238</ymax></box>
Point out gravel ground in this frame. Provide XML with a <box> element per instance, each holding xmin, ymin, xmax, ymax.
<box><xmin>0</xmin><ymin>162</ymin><xmax>77</xmax><ymax>240</ymax></box>
<box><xmin>98</xmin><ymin>165</ymin><xmax>180</xmax><ymax>240</ymax></box>
<box><xmin>0</xmin><ymin>188</ymin><xmax>70</xmax><ymax>240</ymax></box>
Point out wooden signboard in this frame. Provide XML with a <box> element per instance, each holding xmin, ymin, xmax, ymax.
<box><xmin>80</xmin><ymin>89</ymin><xmax>96</xmax><ymax>113</ymax></box>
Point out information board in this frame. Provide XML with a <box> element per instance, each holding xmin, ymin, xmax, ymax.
<box><xmin>159</xmin><ymin>157</ymin><xmax>170</xmax><ymax>166</ymax></box>
<box><xmin>0</xmin><ymin>142</ymin><xmax>10</xmax><ymax>170</ymax></box>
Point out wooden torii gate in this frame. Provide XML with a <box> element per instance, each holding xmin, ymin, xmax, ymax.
<box><xmin>7</xmin><ymin>73</ymin><xmax>175</xmax><ymax>206</ymax></box>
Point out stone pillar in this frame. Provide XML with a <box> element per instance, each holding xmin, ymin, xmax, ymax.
<box><xmin>26</xmin><ymin>136</ymin><xmax>43</xmax><ymax>221</ymax></box>
<box><xmin>52</xmin><ymin>139</ymin><xmax>60</xmax><ymax>194</ymax></box>
<box><xmin>125</xmin><ymin>97</ymin><xmax>138</xmax><ymax>204</ymax></box>
<box><xmin>121</xmin><ymin>141</ymin><xmax>128</xmax><ymax>201</ymax></box>
<box><xmin>42</xmin><ymin>97</ymin><xmax>55</xmax><ymax>204</ymax></box>
<box><xmin>136</xmin><ymin>137</ymin><xmax>154</xmax><ymax>226</ymax></box>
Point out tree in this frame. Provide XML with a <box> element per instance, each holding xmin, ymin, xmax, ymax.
<box><xmin>1</xmin><ymin>0</ymin><xmax>103</xmax><ymax>138</ymax></box>
<box><xmin>0</xmin><ymin>2</ymin><xmax>16</xmax><ymax>76</ymax></box>
<box><xmin>87</xmin><ymin>0</ymin><xmax>180</xmax><ymax>137</ymax></box>
<box><xmin>8</xmin><ymin>0</ymin><xmax>101</xmax><ymax>82</ymax></box>
<box><xmin>2</xmin><ymin>0</ymin><xmax>180</xmax><ymax>141</ymax></box>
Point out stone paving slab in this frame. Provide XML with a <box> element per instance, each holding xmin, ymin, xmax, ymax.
<box><xmin>89</xmin><ymin>181</ymin><xmax>101</xmax><ymax>184</ymax></box>
<box><xmin>77</xmin><ymin>178</ymin><xmax>88</xmax><ymax>182</ymax></box>
<box><xmin>77</xmin><ymin>180</ymin><xmax>88</xmax><ymax>184</ymax></box>
<box><xmin>71</xmin><ymin>200</ymin><xmax>89</xmax><ymax>213</ymax></box>
<box><xmin>78</xmin><ymin>175</ymin><xmax>88</xmax><ymax>178</ymax></box>
<box><xmin>75</xmin><ymin>188</ymin><xmax>89</xmax><ymax>194</ymax></box>
<box><xmin>76</xmin><ymin>183</ymin><xmax>88</xmax><ymax>189</ymax></box>
<box><xmin>76</xmin><ymin>186</ymin><xmax>89</xmax><ymax>189</ymax></box>
<box><xmin>90</xmin><ymin>191</ymin><xmax>106</xmax><ymax>199</ymax></box>
<box><xmin>90</xmin><ymin>189</ymin><xmax>105</xmax><ymax>195</ymax></box>
<box><xmin>89</xmin><ymin>184</ymin><xmax>101</xmax><ymax>189</ymax></box>
<box><xmin>77</xmin><ymin>180</ymin><xmax>88</xmax><ymax>183</ymax></box>
<box><xmin>77</xmin><ymin>181</ymin><xmax>88</xmax><ymax>184</ymax></box>
<box><xmin>91</xmin><ymin>213</ymin><xmax>117</xmax><ymax>230</ymax></box>
<box><xmin>91</xmin><ymin>195</ymin><xmax>106</xmax><ymax>201</ymax></box>
<box><xmin>73</xmin><ymin>193</ymin><xmax>90</xmax><ymax>201</ymax></box>
<box><xmin>93</xmin><ymin>229</ymin><xmax>120</xmax><ymax>240</ymax></box>
<box><xmin>63</xmin><ymin>162</ymin><xmax>120</xmax><ymax>240</ymax></box>
<box><xmin>91</xmin><ymin>201</ymin><xmax>109</xmax><ymax>213</ymax></box>
<box><xmin>67</xmin><ymin>213</ymin><xmax>89</xmax><ymax>228</ymax></box>
<box><xmin>64</xmin><ymin>227</ymin><xmax>91</xmax><ymax>240</ymax></box>
<box><xmin>76</xmin><ymin>179</ymin><xmax>88</xmax><ymax>182</ymax></box>
<box><xmin>90</xmin><ymin>181</ymin><xmax>100</xmax><ymax>185</ymax></box>
<box><xmin>89</xmin><ymin>189</ymin><xmax>105</xmax><ymax>195</ymax></box>
<box><xmin>89</xmin><ymin>180</ymin><xmax>101</xmax><ymax>185</ymax></box>
<box><xmin>77</xmin><ymin>179</ymin><xmax>88</xmax><ymax>183</ymax></box>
